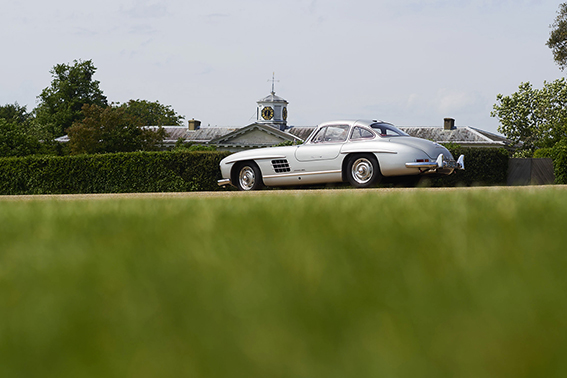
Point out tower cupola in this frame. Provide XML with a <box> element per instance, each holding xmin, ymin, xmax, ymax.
<box><xmin>257</xmin><ymin>74</ymin><xmax>288</xmax><ymax>130</ymax></box>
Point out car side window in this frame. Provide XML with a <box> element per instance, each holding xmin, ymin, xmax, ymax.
<box><xmin>384</xmin><ymin>129</ymin><xmax>399</xmax><ymax>136</ymax></box>
<box><xmin>350</xmin><ymin>127</ymin><xmax>375</xmax><ymax>140</ymax></box>
<box><xmin>370</xmin><ymin>122</ymin><xmax>409</xmax><ymax>137</ymax></box>
<box><xmin>311</xmin><ymin>125</ymin><xmax>349</xmax><ymax>143</ymax></box>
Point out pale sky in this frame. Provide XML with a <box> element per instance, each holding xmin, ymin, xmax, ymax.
<box><xmin>1</xmin><ymin>0</ymin><xmax>564</xmax><ymax>133</ymax></box>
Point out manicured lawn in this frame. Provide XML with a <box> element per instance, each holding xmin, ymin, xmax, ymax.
<box><xmin>1</xmin><ymin>187</ymin><xmax>567</xmax><ymax>377</ymax></box>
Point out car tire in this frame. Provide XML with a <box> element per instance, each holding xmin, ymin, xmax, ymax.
<box><xmin>233</xmin><ymin>162</ymin><xmax>264</xmax><ymax>191</ymax></box>
<box><xmin>346</xmin><ymin>154</ymin><xmax>382</xmax><ymax>188</ymax></box>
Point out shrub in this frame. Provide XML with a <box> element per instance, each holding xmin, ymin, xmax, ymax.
<box><xmin>173</xmin><ymin>142</ymin><xmax>217</xmax><ymax>152</ymax></box>
<box><xmin>0</xmin><ymin>151</ymin><xmax>231</xmax><ymax>195</ymax></box>
<box><xmin>533</xmin><ymin>148</ymin><xmax>553</xmax><ymax>158</ymax></box>
<box><xmin>534</xmin><ymin>140</ymin><xmax>567</xmax><ymax>184</ymax></box>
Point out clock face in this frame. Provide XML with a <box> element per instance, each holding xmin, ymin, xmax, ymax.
<box><xmin>282</xmin><ymin>107</ymin><xmax>287</xmax><ymax>121</ymax></box>
<box><xmin>262</xmin><ymin>106</ymin><xmax>274</xmax><ymax>120</ymax></box>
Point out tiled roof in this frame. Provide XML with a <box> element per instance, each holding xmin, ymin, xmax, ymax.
<box><xmin>469</xmin><ymin>127</ymin><xmax>513</xmax><ymax>145</ymax></box>
<box><xmin>147</xmin><ymin>126</ymin><xmax>238</xmax><ymax>143</ymax></box>
<box><xmin>398</xmin><ymin>126</ymin><xmax>512</xmax><ymax>146</ymax></box>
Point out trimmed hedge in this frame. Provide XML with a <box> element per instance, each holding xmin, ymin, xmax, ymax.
<box><xmin>534</xmin><ymin>139</ymin><xmax>567</xmax><ymax>184</ymax></box>
<box><xmin>429</xmin><ymin>146</ymin><xmax>510</xmax><ymax>187</ymax></box>
<box><xmin>0</xmin><ymin>147</ymin><xmax>512</xmax><ymax>195</ymax></box>
<box><xmin>0</xmin><ymin>151</ymin><xmax>231</xmax><ymax>195</ymax></box>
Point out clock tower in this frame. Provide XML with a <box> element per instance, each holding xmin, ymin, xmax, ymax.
<box><xmin>257</xmin><ymin>74</ymin><xmax>288</xmax><ymax>131</ymax></box>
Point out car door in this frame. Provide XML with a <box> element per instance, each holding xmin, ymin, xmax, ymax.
<box><xmin>295</xmin><ymin>125</ymin><xmax>349</xmax><ymax>163</ymax></box>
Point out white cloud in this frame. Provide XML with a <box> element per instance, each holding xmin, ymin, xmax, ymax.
<box><xmin>436</xmin><ymin>89</ymin><xmax>480</xmax><ymax>114</ymax></box>
<box><xmin>121</xmin><ymin>2</ymin><xmax>168</xmax><ymax>19</ymax></box>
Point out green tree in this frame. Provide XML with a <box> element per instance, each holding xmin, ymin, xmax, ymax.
<box><xmin>35</xmin><ymin>59</ymin><xmax>107</xmax><ymax>137</ymax></box>
<box><xmin>0</xmin><ymin>121</ymin><xmax>43</xmax><ymax>158</ymax></box>
<box><xmin>0</xmin><ymin>103</ymin><xmax>45</xmax><ymax>157</ymax></box>
<box><xmin>121</xmin><ymin>99</ymin><xmax>184</xmax><ymax>126</ymax></box>
<box><xmin>67</xmin><ymin>104</ymin><xmax>166</xmax><ymax>154</ymax></box>
<box><xmin>547</xmin><ymin>3</ymin><xmax>567</xmax><ymax>70</ymax></box>
<box><xmin>0</xmin><ymin>102</ymin><xmax>31</xmax><ymax>124</ymax></box>
<box><xmin>491</xmin><ymin>79</ymin><xmax>567</xmax><ymax>153</ymax></box>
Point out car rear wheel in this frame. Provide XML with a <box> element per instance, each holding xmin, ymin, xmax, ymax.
<box><xmin>234</xmin><ymin>162</ymin><xmax>264</xmax><ymax>191</ymax></box>
<box><xmin>346</xmin><ymin>154</ymin><xmax>382</xmax><ymax>188</ymax></box>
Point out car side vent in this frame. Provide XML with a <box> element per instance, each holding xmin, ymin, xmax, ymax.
<box><xmin>272</xmin><ymin>159</ymin><xmax>291</xmax><ymax>173</ymax></box>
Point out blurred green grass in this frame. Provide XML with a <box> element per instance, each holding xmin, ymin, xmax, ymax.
<box><xmin>1</xmin><ymin>188</ymin><xmax>567</xmax><ymax>378</ymax></box>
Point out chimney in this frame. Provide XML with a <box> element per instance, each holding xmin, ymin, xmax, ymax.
<box><xmin>444</xmin><ymin>118</ymin><xmax>455</xmax><ymax>131</ymax></box>
<box><xmin>188</xmin><ymin>118</ymin><xmax>201</xmax><ymax>131</ymax></box>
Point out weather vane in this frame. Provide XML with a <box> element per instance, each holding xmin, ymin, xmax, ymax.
<box><xmin>268</xmin><ymin>72</ymin><xmax>279</xmax><ymax>94</ymax></box>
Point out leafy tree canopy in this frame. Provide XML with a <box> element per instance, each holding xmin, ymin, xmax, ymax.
<box><xmin>0</xmin><ymin>103</ymin><xmax>51</xmax><ymax>157</ymax></box>
<box><xmin>0</xmin><ymin>102</ymin><xmax>31</xmax><ymax>124</ymax></box>
<box><xmin>120</xmin><ymin>99</ymin><xmax>184</xmax><ymax>126</ymax></box>
<box><xmin>548</xmin><ymin>3</ymin><xmax>567</xmax><ymax>70</ymax></box>
<box><xmin>67</xmin><ymin>104</ymin><xmax>166</xmax><ymax>154</ymax></box>
<box><xmin>35</xmin><ymin>59</ymin><xmax>107</xmax><ymax>137</ymax></box>
<box><xmin>0</xmin><ymin>118</ymin><xmax>43</xmax><ymax>157</ymax></box>
<box><xmin>491</xmin><ymin>79</ymin><xmax>567</xmax><ymax>152</ymax></box>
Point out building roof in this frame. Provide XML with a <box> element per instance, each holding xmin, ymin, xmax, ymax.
<box><xmin>398</xmin><ymin>126</ymin><xmax>514</xmax><ymax>147</ymax></box>
<box><xmin>147</xmin><ymin>126</ymin><xmax>237</xmax><ymax>144</ymax></box>
<box><xmin>257</xmin><ymin>92</ymin><xmax>288</xmax><ymax>104</ymax></box>
<box><xmin>209</xmin><ymin>123</ymin><xmax>302</xmax><ymax>148</ymax></box>
<box><xmin>54</xmin><ymin>123</ymin><xmax>515</xmax><ymax>149</ymax></box>
<box><xmin>53</xmin><ymin>126</ymin><xmax>238</xmax><ymax>145</ymax></box>
<box><xmin>469</xmin><ymin>127</ymin><xmax>514</xmax><ymax>145</ymax></box>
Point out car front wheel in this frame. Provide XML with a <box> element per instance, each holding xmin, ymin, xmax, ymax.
<box><xmin>346</xmin><ymin>154</ymin><xmax>382</xmax><ymax>188</ymax></box>
<box><xmin>234</xmin><ymin>162</ymin><xmax>264</xmax><ymax>191</ymax></box>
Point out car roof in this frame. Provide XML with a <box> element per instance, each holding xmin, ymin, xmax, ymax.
<box><xmin>316</xmin><ymin>119</ymin><xmax>390</xmax><ymax>128</ymax></box>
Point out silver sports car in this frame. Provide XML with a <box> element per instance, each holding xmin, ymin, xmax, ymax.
<box><xmin>218</xmin><ymin>119</ymin><xmax>464</xmax><ymax>191</ymax></box>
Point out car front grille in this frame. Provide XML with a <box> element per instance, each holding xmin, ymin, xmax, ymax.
<box><xmin>272</xmin><ymin>159</ymin><xmax>291</xmax><ymax>173</ymax></box>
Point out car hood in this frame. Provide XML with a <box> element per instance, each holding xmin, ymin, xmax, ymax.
<box><xmin>388</xmin><ymin>137</ymin><xmax>454</xmax><ymax>160</ymax></box>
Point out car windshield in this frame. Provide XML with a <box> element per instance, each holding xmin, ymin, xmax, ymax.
<box><xmin>370</xmin><ymin>122</ymin><xmax>408</xmax><ymax>137</ymax></box>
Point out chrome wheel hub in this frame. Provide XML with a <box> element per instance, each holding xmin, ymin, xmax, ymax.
<box><xmin>351</xmin><ymin>158</ymin><xmax>373</xmax><ymax>184</ymax></box>
<box><xmin>238</xmin><ymin>167</ymin><xmax>255</xmax><ymax>190</ymax></box>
